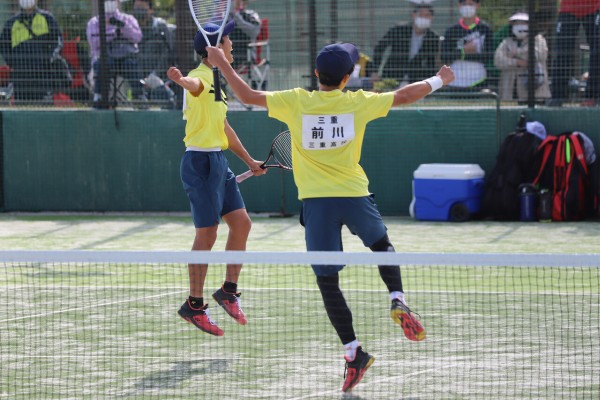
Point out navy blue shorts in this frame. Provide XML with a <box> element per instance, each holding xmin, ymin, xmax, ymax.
<box><xmin>180</xmin><ymin>151</ymin><xmax>245</xmax><ymax>228</ymax></box>
<box><xmin>301</xmin><ymin>196</ymin><xmax>387</xmax><ymax>276</ymax></box>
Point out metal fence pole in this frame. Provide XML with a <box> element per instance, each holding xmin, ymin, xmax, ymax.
<box><xmin>308</xmin><ymin>0</ymin><xmax>318</xmax><ymax>91</ymax></box>
<box><xmin>527</xmin><ymin>0</ymin><xmax>536</xmax><ymax>108</ymax></box>
<box><xmin>97</xmin><ymin>0</ymin><xmax>109</xmax><ymax>109</ymax></box>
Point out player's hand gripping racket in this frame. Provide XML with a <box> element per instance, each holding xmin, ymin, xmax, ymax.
<box><xmin>187</xmin><ymin>0</ymin><xmax>231</xmax><ymax>101</ymax></box>
<box><xmin>236</xmin><ymin>130</ymin><xmax>292</xmax><ymax>183</ymax></box>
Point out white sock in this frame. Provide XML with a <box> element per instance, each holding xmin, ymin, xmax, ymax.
<box><xmin>343</xmin><ymin>339</ymin><xmax>360</xmax><ymax>361</ymax></box>
<box><xmin>390</xmin><ymin>291</ymin><xmax>405</xmax><ymax>304</ymax></box>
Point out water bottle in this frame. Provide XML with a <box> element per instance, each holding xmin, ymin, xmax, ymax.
<box><xmin>538</xmin><ymin>189</ymin><xmax>552</xmax><ymax>222</ymax></box>
<box><xmin>517</xmin><ymin>113</ymin><xmax>526</xmax><ymax>130</ymax></box>
<box><xmin>519</xmin><ymin>184</ymin><xmax>538</xmax><ymax>222</ymax></box>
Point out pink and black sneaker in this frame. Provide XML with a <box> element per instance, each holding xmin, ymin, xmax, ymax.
<box><xmin>342</xmin><ymin>347</ymin><xmax>375</xmax><ymax>392</ymax></box>
<box><xmin>178</xmin><ymin>300</ymin><xmax>224</xmax><ymax>336</ymax></box>
<box><xmin>391</xmin><ymin>299</ymin><xmax>426</xmax><ymax>341</ymax></box>
<box><xmin>212</xmin><ymin>287</ymin><xmax>248</xmax><ymax>325</ymax></box>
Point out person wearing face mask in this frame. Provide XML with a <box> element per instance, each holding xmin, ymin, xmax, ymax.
<box><xmin>132</xmin><ymin>0</ymin><xmax>176</xmax><ymax>108</ymax></box>
<box><xmin>494</xmin><ymin>12</ymin><xmax>551</xmax><ymax>102</ymax></box>
<box><xmin>86</xmin><ymin>0</ymin><xmax>144</xmax><ymax>107</ymax></box>
<box><xmin>368</xmin><ymin>3</ymin><xmax>440</xmax><ymax>87</ymax></box>
<box><xmin>441</xmin><ymin>0</ymin><xmax>493</xmax><ymax>89</ymax></box>
<box><xmin>0</xmin><ymin>0</ymin><xmax>66</xmax><ymax>102</ymax></box>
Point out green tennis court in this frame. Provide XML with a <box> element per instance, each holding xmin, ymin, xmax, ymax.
<box><xmin>1</xmin><ymin>215</ymin><xmax>599</xmax><ymax>399</ymax></box>
<box><xmin>0</xmin><ymin>213</ymin><xmax>599</xmax><ymax>253</ymax></box>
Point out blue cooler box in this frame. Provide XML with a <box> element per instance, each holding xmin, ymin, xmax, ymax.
<box><xmin>413</xmin><ymin>164</ymin><xmax>485</xmax><ymax>222</ymax></box>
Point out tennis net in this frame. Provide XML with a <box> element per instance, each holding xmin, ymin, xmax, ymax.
<box><xmin>1</xmin><ymin>251</ymin><xmax>599</xmax><ymax>399</ymax></box>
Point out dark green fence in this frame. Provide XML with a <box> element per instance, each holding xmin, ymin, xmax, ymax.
<box><xmin>1</xmin><ymin>108</ymin><xmax>598</xmax><ymax>215</ymax></box>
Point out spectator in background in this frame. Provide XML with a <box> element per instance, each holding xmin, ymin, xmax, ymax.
<box><xmin>494</xmin><ymin>12</ymin><xmax>551</xmax><ymax>102</ymax></box>
<box><xmin>441</xmin><ymin>0</ymin><xmax>493</xmax><ymax>89</ymax></box>
<box><xmin>133</xmin><ymin>0</ymin><xmax>176</xmax><ymax>107</ymax></box>
<box><xmin>0</xmin><ymin>0</ymin><xmax>67</xmax><ymax>102</ymax></box>
<box><xmin>229</xmin><ymin>0</ymin><xmax>261</xmax><ymax>70</ymax></box>
<box><xmin>548</xmin><ymin>0</ymin><xmax>600</xmax><ymax>107</ymax></box>
<box><xmin>368</xmin><ymin>3</ymin><xmax>440</xmax><ymax>88</ymax></box>
<box><xmin>86</xmin><ymin>0</ymin><xmax>145</xmax><ymax>106</ymax></box>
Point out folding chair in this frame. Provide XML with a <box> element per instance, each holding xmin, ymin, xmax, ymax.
<box><xmin>0</xmin><ymin>65</ymin><xmax>14</xmax><ymax>104</ymax></box>
<box><xmin>223</xmin><ymin>18</ymin><xmax>270</xmax><ymax>109</ymax></box>
<box><xmin>246</xmin><ymin>18</ymin><xmax>269</xmax><ymax>91</ymax></box>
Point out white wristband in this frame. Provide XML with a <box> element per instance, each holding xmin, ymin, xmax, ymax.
<box><xmin>424</xmin><ymin>76</ymin><xmax>443</xmax><ymax>93</ymax></box>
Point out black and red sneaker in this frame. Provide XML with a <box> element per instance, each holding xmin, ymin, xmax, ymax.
<box><xmin>178</xmin><ymin>300</ymin><xmax>224</xmax><ymax>336</ymax></box>
<box><xmin>391</xmin><ymin>299</ymin><xmax>426</xmax><ymax>341</ymax></box>
<box><xmin>212</xmin><ymin>287</ymin><xmax>248</xmax><ymax>325</ymax></box>
<box><xmin>342</xmin><ymin>347</ymin><xmax>375</xmax><ymax>393</ymax></box>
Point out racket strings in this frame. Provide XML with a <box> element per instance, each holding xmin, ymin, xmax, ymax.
<box><xmin>189</xmin><ymin>0</ymin><xmax>228</xmax><ymax>25</ymax></box>
<box><xmin>271</xmin><ymin>132</ymin><xmax>292</xmax><ymax>168</ymax></box>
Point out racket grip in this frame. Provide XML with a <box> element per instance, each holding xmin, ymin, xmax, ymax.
<box><xmin>212</xmin><ymin>67</ymin><xmax>222</xmax><ymax>102</ymax></box>
<box><xmin>236</xmin><ymin>169</ymin><xmax>254</xmax><ymax>183</ymax></box>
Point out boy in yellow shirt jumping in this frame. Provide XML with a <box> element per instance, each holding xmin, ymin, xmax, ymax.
<box><xmin>207</xmin><ymin>42</ymin><xmax>454</xmax><ymax>391</ymax></box>
<box><xmin>167</xmin><ymin>21</ymin><xmax>265</xmax><ymax>337</ymax></box>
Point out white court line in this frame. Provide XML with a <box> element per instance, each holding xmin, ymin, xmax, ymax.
<box><xmin>2</xmin><ymin>287</ymin><xmax>598</xmax><ymax>325</ymax></box>
<box><xmin>0</xmin><ymin>290</ymin><xmax>185</xmax><ymax>323</ymax></box>
<box><xmin>0</xmin><ymin>285</ymin><xmax>600</xmax><ymax>324</ymax></box>
<box><xmin>287</xmin><ymin>363</ymin><xmax>460</xmax><ymax>400</ymax></box>
<box><xmin>3</xmin><ymin>355</ymin><xmax>316</xmax><ymax>361</ymax></box>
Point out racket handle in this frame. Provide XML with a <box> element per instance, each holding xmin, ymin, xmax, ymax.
<box><xmin>212</xmin><ymin>67</ymin><xmax>222</xmax><ymax>102</ymax></box>
<box><xmin>236</xmin><ymin>169</ymin><xmax>254</xmax><ymax>183</ymax></box>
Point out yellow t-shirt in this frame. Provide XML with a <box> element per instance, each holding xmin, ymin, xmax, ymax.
<box><xmin>182</xmin><ymin>64</ymin><xmax>229</xmax><ymax>149</ymax></box>
<box><xmin>266</xmin><ymin>89</ymin><xmax>394</xmax><ymax>199</ymax></box>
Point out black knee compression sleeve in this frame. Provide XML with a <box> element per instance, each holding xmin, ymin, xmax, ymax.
<box><xmin>316</xmin><ymin>274</ymin><xmax>356</xmax><ymax>344</ymax></box>
<box><xmin>369</xmin><ymin>234</ymin><xmax>403</xmax><ymax>293</ymax></box>
<box><xmin>369</xmin><ymin>234</ymin><xmax>395</xmax><ymax>253</ymax></box>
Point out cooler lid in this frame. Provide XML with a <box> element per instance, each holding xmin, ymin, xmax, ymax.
<box><xmin>414</xmin><ymin>163</ymin><xmax>485</xmax><ymax>180</ymax></box>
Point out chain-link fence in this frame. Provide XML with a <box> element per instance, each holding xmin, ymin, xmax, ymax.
<box><xmin>0</xmin><ymin>0</ymin><xmax>597</xmax><ymax>108</ymax></box>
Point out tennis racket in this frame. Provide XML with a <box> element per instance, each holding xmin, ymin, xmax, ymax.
<box><xmin>187</xmin><ymin>0</ymin><xmax>231</xmax><ymax>101</ymax></box>
<box><xmin>236</xmin><ymin>130</ymin><xmax>293</xmax><ymax>183</ymax></box>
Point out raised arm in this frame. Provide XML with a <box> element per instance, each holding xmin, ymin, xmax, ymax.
<box><xmin>167</xmin><ymin>66</ymin><xmax>202</xmax><ymax>96</ymax></box>
<box><xmin>206</xmin><ymin>46</ymin><xmax>268</xmax><ymax>107</ymax></box>
<box><xmin>392</xmin><ymin>65</ymin><xmax>454</xmax><ymax>106</ymax></box>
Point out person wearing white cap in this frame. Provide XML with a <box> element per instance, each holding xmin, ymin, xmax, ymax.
<box><xmin>207</xmin><ymin>41</ymin><xmax>454</xmax><ymax>392</ymax></box>
<box><xmin>0</xmin><ymin>0</ymin><xmax>65</xmax><ymax>102</ymax></box>
<box><xmin>494</xmin><ymin>12</ymin><xmax>551</xmax><ymax>102</ymax></box>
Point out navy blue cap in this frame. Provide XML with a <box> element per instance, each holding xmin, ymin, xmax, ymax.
<box><xmin>315</xmin><ymin>43</ymin><xmax>359</xmax><ymax>81</ymax></box>
<box><xmin>194</xmin><ymin>20</ymin><xmax>235</xmax><ymax>54</ymax></box>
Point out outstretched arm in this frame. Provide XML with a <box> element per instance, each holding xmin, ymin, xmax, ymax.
<box><xmin>392</xmin><ymin>65</ymin><xmax>454</xmax><ymax>106</ymax></box>
<box><xmin>206</xmin><ymin>47</ymin><xmax>268</xmax><ymax>107</ymax></box>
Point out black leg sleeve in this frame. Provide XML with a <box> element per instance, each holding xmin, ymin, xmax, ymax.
<box><xmin>370</xmin><ymin>234</ymin><xmax>404</xmax><ymax>293</ymax></box>
<box><xmin>316</xmin><ymin>274</ymin><xmax>356</xmax><ymax>345</ymax></box>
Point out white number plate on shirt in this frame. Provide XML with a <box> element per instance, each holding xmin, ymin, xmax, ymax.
<box><xmin>302</xmin><ymin>113</ymin><xmax>355</xmax><ymax>150</ymax></box>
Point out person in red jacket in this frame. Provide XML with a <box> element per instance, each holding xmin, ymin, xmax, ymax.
<box><xmin>549</xmin><ymin>0</ymin><xmax>600</xmax><ymax>106</ymax></box>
